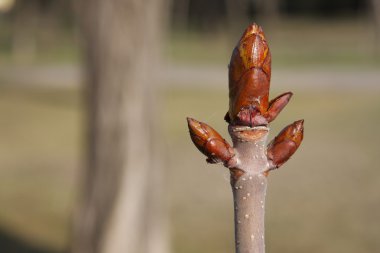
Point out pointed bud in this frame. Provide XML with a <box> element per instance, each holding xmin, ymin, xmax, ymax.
<box><xmin>267</xmin><ymin>120</ymin><xmax>304</xmax><ymax>168</ymax></box>
<box><xmin>228</xmin><ymin>23</ymin><xmax>271</xmax><ymax>126</ymax></box>
<box><xmin>265</xmin><ymin>92</ymin><xmax>293</xmax><ymax>123</ymax></box>
<box><xmin>187</xmin><ymin>117</ymin><xmax>235</xmax><ymax>164</ymax></box>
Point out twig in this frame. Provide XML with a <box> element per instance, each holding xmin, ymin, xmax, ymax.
<box><xmin>186</xmin><ymin>24</ymin><xmax>304</xmax><ymax>253</ymax></box>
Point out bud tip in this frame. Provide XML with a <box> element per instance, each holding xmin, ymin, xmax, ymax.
<box><xmin>241</xmin><ymin>23</ymin><xmax>266</xmax><ymax>41</ymax></box>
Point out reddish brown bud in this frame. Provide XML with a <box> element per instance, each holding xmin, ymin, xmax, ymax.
<box><xmin>267</xmin><ymin>120</ymin><xmax>304</xmax><ymax>168</ymax></box>
<box><xmin>228</xmin><ymin>24</ymin><xmax>271</xmax><ymax>127</ymax></box>
<box><xmin>187</xmin><ymin>117</ymin><xmax>235</xmax><ymax>164</ymax></box>
<box><xmin>265</xmin><ymin>92</ymin><xmax>293</xmax><ymax>123</ymax></box>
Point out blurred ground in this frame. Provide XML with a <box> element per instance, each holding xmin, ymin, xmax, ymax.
<box><xmin>0</xmin><ymin>18</ymin><xmax>380</xmax><ymax>253</ymax></box>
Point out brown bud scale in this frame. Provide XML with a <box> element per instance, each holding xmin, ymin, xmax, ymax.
<box><xmin>227</xmin><ymin>24</ymin><xmax>294</xmax><ymax>128</ymax></box>
<box><xmin>228</xmin><ymin>24</ymin><xmax>271</xmax><ymax>127</ymax></box>
<box><xmin>187</xmin><ymin>117</ymin><xmax>235</xmax><ymax>164</ymax></box>
<box><xmin>267</xmin><ymin>120</ymin><xmax>304</xmax><ymax>168</ymax></box>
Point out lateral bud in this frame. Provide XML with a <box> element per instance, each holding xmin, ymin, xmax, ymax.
<box><xmin>267</xmin><ymin>120</ymin><xmax>304</xmax><ymax>169</ymax></box>
<box><xmin>187</xmin><ymin>117</ymin><xmax>235</xmax><ymax>165</ymax></box>
<box><xmin>265</xmin><ymin>92</ymin><xmax>293</xmax><ymax>123</ymax></box>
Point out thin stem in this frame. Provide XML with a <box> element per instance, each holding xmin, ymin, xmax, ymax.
<box><xmin>232</xmin><ymin>174</ymin><xmax>267</xmax><ymax>253</ymax></box>
<box><xmin>229</xmin><ymin>126</ymin><xmax>269</xmax><ymax>253</ymax></box>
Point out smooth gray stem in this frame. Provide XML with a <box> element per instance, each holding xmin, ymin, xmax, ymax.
<box><xmin>229</xmin><ymin>127</ymin><xmax>270</xmax><ymax>253</ymax></box>
<box><xmin>232</xmin><ymin>173</ymin><xmax>267</xmax><ymax>253</ymax></box>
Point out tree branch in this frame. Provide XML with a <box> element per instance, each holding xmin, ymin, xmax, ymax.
<box><xmin>186</xmin><ymin>23</ymin><xmax>304</xmax><ymax>253</ymax></box>
<box><xmin>229</xmin><ymin>126</ymin><xmax>269</xmax><ymax>253</ymax></box>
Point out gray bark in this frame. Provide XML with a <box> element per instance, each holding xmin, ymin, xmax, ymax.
<box><xmin>229</xmin><ymin>126</ymin><xmax>270</xmax><ymax>253</ymax></box>
<box><xmin>71</xmin><ymin>0</ymin><xmax>169</xmax><ymax>253</ymax></box>
<box><xmin>232</xmin><ymin>175</ymin><xmax>267</xmax><ymax>253</ymax></box>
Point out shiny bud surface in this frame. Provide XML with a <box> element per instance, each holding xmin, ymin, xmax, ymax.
<box><xmin>265</xmin><ymin>92</ymin><xmax>293</xmax><ymax>123</ymax></box>
<box><xmin>267</xmin><ymin>120</ymin><xmax>304</xmax><ymax>168</ymax></box>
<box><xmin>187</xmin><ymin>117</ymin><xmax>234</xmax><ymax>164</ymax></box>
<box><xmin>228</xmin><ymin>24</ymin><xmax>271</xmax><ymax>126</ymax></box>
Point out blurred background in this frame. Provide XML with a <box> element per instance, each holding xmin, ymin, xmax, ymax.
<box><xmin>0</xmin><ymin>0</ymin><xmax>379</xmax><ymax>253</ymax></box>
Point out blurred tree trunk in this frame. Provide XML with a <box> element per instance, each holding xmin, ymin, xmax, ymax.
<box><xmin>71</xmin><ymin>1</ymin><xmax>169</xmax><ymax>253</ymax></box>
